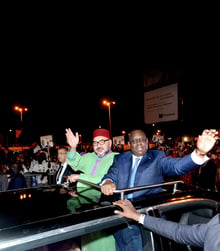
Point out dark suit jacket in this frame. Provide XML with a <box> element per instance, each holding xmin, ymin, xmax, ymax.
<box><xmin>101</xmin><ymin>150</ymin><xmax>199</xmax><ymax>198</ymax></box>
<box><xmin>143</xmin><ymin>213</ymin><xmax>220</xmax><ymax>251</ymax></box>
<box><xmin>56</xmin><ymin>164</ymin><xmax>75</xmax><ymax>184</ymax></box>
<box><xmin>8</xmin><ymin>172</ymin><xmax>27</xmax><ymax>190</ymax></box>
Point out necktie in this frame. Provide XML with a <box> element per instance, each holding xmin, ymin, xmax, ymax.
<box><xmin>56</xmin><ymin>165</ymin><xmax>63</xmax><ymax>183</ymax></box>
<box><xmin>128</xmin><ymin>157</ymin><xmax>140</xmax><ymax>199</ymax></box>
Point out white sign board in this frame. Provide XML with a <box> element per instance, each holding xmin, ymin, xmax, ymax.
<box><xmin>40</xmin><ymin>135</ymin><xmax>54</xmax><ymax>148</ymax></box>
<box><xmin>152</xmin><ymin>134</ymin><xmax>164</xmax><ymax>144</ymax></box>
<box><xmin>113</xmin><ymin>135</ymin><xmax>125</xmax><ymax>145</ymax></box>
<box><xmin>144</xmin><ymin>83</ymin><xmax>178</xmax><ymax>124</ymax></box>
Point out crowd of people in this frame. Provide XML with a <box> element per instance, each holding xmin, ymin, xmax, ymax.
<box><xmin>0</xmin><ymin>129</ymin><xmax>219</xmax><ymax>193</ymax></box>
<box><xmin>0</xmin><ymin>142</ymin><xmax>59</xmax><ymax>190</ymax></box>
<box><xmin>0</xmin><ymin>128</ymin><xmax>219</xmax><ymax>251</ymax></box>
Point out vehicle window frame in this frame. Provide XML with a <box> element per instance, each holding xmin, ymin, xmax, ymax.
<box><xmin>140</xmin><ymin>198</ymin><xmax>220</xmax><ymax>251</ymax></box>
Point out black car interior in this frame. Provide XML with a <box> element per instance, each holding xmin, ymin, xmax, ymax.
<box><xmin>141</xmin><ymin>202</ymin><xmax>219</xmax><ymax>251</ymax></box>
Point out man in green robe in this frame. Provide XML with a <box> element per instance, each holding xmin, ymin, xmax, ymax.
<box><xmin>65</xmin><ymin>127</ymin><xmax>119</xmax><ymax>251</ymax></box>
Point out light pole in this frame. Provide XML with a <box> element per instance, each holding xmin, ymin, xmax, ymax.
<box><xmin>6</xmin><ymin>129</ymin><xmax>13</xmax><ymax>146</ymax></box>
<box><xmin>14</xmin><ymin>105</ymin><xmax>28</xmax><ymax>123</ymax></box>
<box><xmin>102</xmin><ymin>99</ymin><xmax>116</xmax><ymax>138</ymax></box>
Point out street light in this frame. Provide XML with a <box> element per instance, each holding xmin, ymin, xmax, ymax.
<box><xmin>6</xmin><ymin>129</ymin><xmax>13</xmax><ymax>146</ymax></box>
<box><xmin>121</xmin><ymin>130</ymin><xmax>126</xmax><ymax>136</ymax></box>
<box><xmin>14</xmin><ymin>105</ymin><xmax>28</xmax><ymax>122</ymax></box>
<box><xmin>102</xmin><ymin>99</ymin><xmax>116</xmax><ymax>138</ymax></box>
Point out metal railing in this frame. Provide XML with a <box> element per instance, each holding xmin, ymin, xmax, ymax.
<box><xmin>67</xmin><ymin>179</ymin><xmax>185</xmax><ymax>200</ymax></box>
<box><xmin>114</xmin><ymin>180</ymin><xmax>184</xmax><ymax>199</ymax></box>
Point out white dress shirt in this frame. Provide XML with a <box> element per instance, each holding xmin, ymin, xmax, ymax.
<box><xmin>56</xmin><ymin>162</ymin><xmax>67</xmax><ymax>184</ymax></box>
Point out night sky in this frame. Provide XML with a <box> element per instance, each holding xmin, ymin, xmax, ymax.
<box><xmin>1</xmin><ymin>25</ymin><xmax>219</xmax><ymax>146</ymax></box>
<box><xmin>1</xmin><ymin>58</ymin><xmax>219</xmax><ymax>146</ymax></box>
<box><xmin>1</xmin><ymin>60</ymin><xmax>145</xmax><ymax>145</ymax></box>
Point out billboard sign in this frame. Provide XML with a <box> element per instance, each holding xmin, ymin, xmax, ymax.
<box><xmin>144</xmin><ymin>83</ymin><xmax>178</xmax><ymax>124</ymax></box>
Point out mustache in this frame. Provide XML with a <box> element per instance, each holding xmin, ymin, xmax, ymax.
<box><xmin>96</xmin><ymin>147</ymin><xmax>104</xmax><ymax>151</ymax></box>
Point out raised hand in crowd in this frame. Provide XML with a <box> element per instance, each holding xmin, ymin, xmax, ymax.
<box><xmin>195</xmin><ymin>129</ymin><xmax>219</xmax><ymax>157</ymax></box>
<box><xmin>65</xmin><ymin>128</ymin><xmax>79</xmax><ymax>152</ymax></box>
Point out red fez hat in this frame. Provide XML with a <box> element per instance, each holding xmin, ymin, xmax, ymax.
<box><xmin>93</xmin><ymin>128</ymin><xmax>111</xmax><ymax>139</ymax></box>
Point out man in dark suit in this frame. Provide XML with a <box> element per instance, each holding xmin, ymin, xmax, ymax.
<box><xmin>56</xmin><ymin>146</ymin><xmax>76</xmax><ymax>185</ymax></box>
<box><xmin>100</xmin><ymin>129</ymin><xmax>219</xmax><ymax>251</ymax></box>
<box><xmin>113</xmin><ymin>199</ymin><xmax>220</xmax><ymax>251</ymax></box>
<box><xmin>52</xmin><ymin>147</ymin><xmax>82</xmax><ymax>250</ymax></box>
